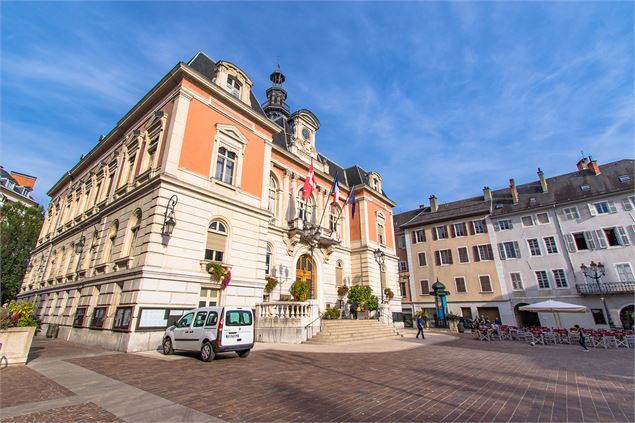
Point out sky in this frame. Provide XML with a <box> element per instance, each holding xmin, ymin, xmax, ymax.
<box><xmin>2</xmin><ymin>1</ymin><xmax>633</xmax><ymax>213</ymax></box>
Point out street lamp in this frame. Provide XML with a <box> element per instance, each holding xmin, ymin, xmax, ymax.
<box><xmin>162</xmin><ymin>195</ymin><xmax>178</xmax><ymax>237</ymax></box>
<box><xmin>373</xmin><ymin>248</ymin><xmax>385</xmax><ymax>303</ymax></box>
<box><xmin>580</xmin><ymin>261</ymin><xmax>615</xmax><ymax>328</ymax></box>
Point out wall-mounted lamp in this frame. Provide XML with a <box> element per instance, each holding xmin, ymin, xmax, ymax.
<box><xmin>74</xmin><ymin>236</ymin><xmax>86</xmax><ymax>254</ymax></box>
<box><xmin>162</xmin><ymin>195</ymin><xmax>178</xmax><ymax>236</ymax></box>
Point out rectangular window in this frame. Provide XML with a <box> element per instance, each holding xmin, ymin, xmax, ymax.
<box><xmin>437</xmin><ymin>249</ymin><xmax>452</xmax><ymax>265</ymax></box>
<box><xmin>472</xmin><ymin>220</ymin><xmax>485</xmax><ymax>234</ymax></box>
<box><xmin>521</xmin><ymin>216</ymin><xmax>534</xmax><ymax>226</ymax></box>
<box><xmin>226</xmin><ymin>75</ymin><xmax>242</xmax><ymax>98</ymax></box>
<box><xmin>591</xmin><ymin>201</ymin><xmax>617</xmax><ymax>215</ymax></box>
<box><xmin>455</xmin><ymin>277</ymin><xmax>467</xmax><ymax>293</ymax></box>
<box><xmin>413</xmin><ymin>230</ymin><xmax>426</xmax><ymax>243</ymax></box>
<box><xmin>475</xmin><ymin>244</ymin><xmax>494</xmax><ymax>261</ymax></box>
<box><xmin>417</xmin><ymin>252</ymin><xmax>427</xmax><ymax>267</ymax></box>
<box><xmin>497</xmin><ymin>219</ymin><xmax>512</xmax><ymax>230</ymax></box>
<box><xmin>377</xmin><ymin>223</ymin><xmax>385</xmax><ymax>245</ymax></box>
<box><xmin>225</xmin><ymin>310</ymin><xmax>253</xmax><ymax>326</ymax></box>
<box><xmin>527</xmin><ymin>239</ymin><xmax>542</xmax><ymax>256</ymax></box>
<box><xmin>510</xmin><ymin>272</ymin><xmax>523</xmax><ymax>290</ymax></box>
<box><xmin>420</xmin><ymin>280</ymin><xmax>430</xmax><ymax>295</ymax></box>
<box><xmin>552</xmin><ymin>269</ymin><xmax>568</xmax><ymax>288</ymax></box>
<box><xmin>398</xmin><ymin>261</ymin><xmax>408</xmax><ymax>272</ymax></box>
<box><xmin>458</xmin><ymin>247</ymin><xmax>469</xmax><ymax>263</ymax></box>
<box><xmin>397</xmin><ymin>235</ymin><xmax>406</xmax><ymax>249</ymax></box>
<box><xmin>591</xmin><ymin>309</ymin><xmax>606</xmax><ymax>325</ymax></box>
<box><xmin>616</xmin><ymin>263</ymin><xmax>635</xmax><ymax>282</ymax></box>
<box><xmin>563</xmin><ymin>207</ymin><xmax>580</xmax><ymax>220</ymax></box>
<box><xmin>90</xmin><ymin>307</ymin><xmax>107</xmax><ymax>328</ymax></box>
<box><xmin>536</xmin><ymin>271</ymin><xmax>550</xmax><ymax>289</ymax></box>
<box><xmin>399</xmin><ymin>282</ymin><xmax>407</xmax><ymax>297</ymax></box>
<box><xmin>113</xmin><ymin>307</ymin><xmax>133</xmax><ymax>330</ymax></box>
<box><xmin>572</xmin><ymin>232</ymin><xmax>591</xmax><ymax>251</ymax></box>
<box><xmin>215</xmin><ymin>146</ymin><xmax>236</xmax><ymax>185</ymax></box>
<box><xmin>536</xmin><ymin>212</ymin><xmax>550</xmax><ymax>224</ymax></box>
<box><xmin>453</xmin><ymin>223</ymin><xmax>466</xmax><ymax>237</ymax></box>
<box><xmin>435</xmin><ymin>226</ymin><xmax>448</xmax><ymax>239</ymax></box>
<box><xmin>498</xmin><ymin>241</ymin><xmax>521</xmax><ymax>260</ymax></box>
<box><xmin>544</xmin><ymin>236</ymin><xmax>559</xmax><ymax>254</ymax></box>
<box><xmin>479</xmin><ymin>275</ymin><xmax>492</xmax><ymax>293</ymax></box>
<box><xmin>73</xmin><ymin>307</ymin><xmax>87</xmax><ymax>327</ymax></box>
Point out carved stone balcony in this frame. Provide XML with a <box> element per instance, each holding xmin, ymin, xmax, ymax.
<box><xmin>575</xmin><ymin>282</ymin><xmax>635</xmax><ymax>295</ymax></box>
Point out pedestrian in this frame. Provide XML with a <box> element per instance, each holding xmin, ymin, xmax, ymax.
<box><xmin>352</xmin><ymin>301</ymin><xmax>359</xmax><ymax>320</ymax></box>
<box><xmin>416</xmin><ymin>314</ymin><xmax>425</xmax><ymax>339</ymax></box>
<box><xmin>494</xmin><ymin>317</ymin><xmax>502</xmax><ymax>325</ymax></box>
<box><xmin>574</xmin><ymin>325</ymin><xmax>589</xmax><ymax>352</ymax></box>
<box><xmin>422</xmin><ymin>314</ymin><xmax>428</xmax><ymax>328</ymax></box>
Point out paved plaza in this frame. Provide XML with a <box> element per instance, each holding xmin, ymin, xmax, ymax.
<box><xmin>0</xmin><ymin>331</ymin><xmax>633</xmax><ymax>422</ymax></box>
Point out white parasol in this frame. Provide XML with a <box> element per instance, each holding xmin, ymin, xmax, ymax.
<box><xmin>519</xmin><ymin>300</ymin><xmax>588</xmax><ymax>328</ymax></box>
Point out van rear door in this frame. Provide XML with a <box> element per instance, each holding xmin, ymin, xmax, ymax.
<box><xmin>222</xmin><ymin>309</ymin><xmax>254</xmax><ymax>346</ymax></box>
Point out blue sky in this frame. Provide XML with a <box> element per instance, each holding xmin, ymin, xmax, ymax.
<box><xmin>2</xmin><ymin>2</ymin><xmax>633</xmax><ymax>213</ymax></box>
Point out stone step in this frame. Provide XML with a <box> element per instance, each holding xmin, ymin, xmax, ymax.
<box><xmin>305</xmin><ymin>333</ymin><xmax>403</xmax><ymax>344</ymax></box>
<box><xmin>319</xmin><ymin>328</ymin><xmax>397</xmax><ymax>336</ymax></box>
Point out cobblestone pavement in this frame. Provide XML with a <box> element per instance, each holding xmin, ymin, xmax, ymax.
<box><xmin>1</xmin><ymin>334</ymin><xmax>633</xmax><ymax>422</ymax></box>
<box><xmin>0</xmin><ymin>366</ymin><xmax>74</xmax><ymax>408</ymax></box>
<box><xmin>0</xmin><ymin>402</ymin><xmax>123</xmax><ymax>423</ymax></box>
<box><xmin>67</xmin><ymin>334</ymin><xmax>634</xmax><ymax>422</ymax></box>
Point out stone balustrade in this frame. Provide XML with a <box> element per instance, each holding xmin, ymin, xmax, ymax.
<box><xmin>257</xmin><ymin>301</ymin><xmax>311</xmax><ymax>319</ymax></box>
<box><xmin>255</xmin><ymin>300</ymin><xmax>320</xmax><ymax>343</ymax></box>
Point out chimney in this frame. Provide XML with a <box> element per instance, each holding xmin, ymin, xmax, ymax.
<box><xmin>587</xmin><ymin>156</ymin><xmax>601</xmax><ymax>176</ymax></box>
<box><xmin>509</xmin><ymin>179</ymin><xmax>519</xmax><ymax>205</ymax></box>
<box><xmin>429</xmin><ymin>195</ymin><xmax>438</xmax><ymax>213</ymax></box>
<box><xmin>537</xmin><ymin>168</ymin><xmax>548</xmax><ymax>193</ymax></box>
<box><xmin>483</xmin><ymin>186</ymin><xmax>491</xmax><ymax>202</ymax></box>
<box><xmin>576</xmin><ymin>156</ymin><xmax>590</xmax><ymax>171</ymax></box>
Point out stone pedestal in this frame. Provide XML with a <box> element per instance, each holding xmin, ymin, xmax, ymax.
<box><xmin>0</xmin><ymin>327</ymin><xmax>36</xmax><ymax>366</ymax></box>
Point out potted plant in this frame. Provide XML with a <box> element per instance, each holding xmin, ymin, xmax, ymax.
<box><xmin>263</xmin><ymin>276</ymin><xmax>278</xmax><ymax>301</ymax></box>
<box><xmin>206</xmin><ymin>262</ymin><xmax>227</xmax><ymax>281</ymax></box>
<box><xmin>446</xmin><ymin>312</ymin><xmax>461</xmax><ymax>331</ymax></box>
<box><xmin>290</xmin><ymin>279</ymin><xmax>309</xmax><ymax>302</ymax></box>
<box><xmin>337</xmin><ymin>285</ymin><xmax>349</xmax><ymax>300</ymax></box>
<box><xmin>347</xmin><ymin>285</ymin><xmax>377</xmax><ymax>319</ymax></box>
<box><xmin>323</xmin><ymin>307</ymin><xmax>341</xmax><ymax>320</ymax></box>
<box><xmin>0</xmin><ymin>299</ymin><xmax>40</xmax><ymax>365</ymax></box>
<box><xmin>383</xmin><ymin>288</ymin><xmax>395</xmax><ymax>302</ymax></box>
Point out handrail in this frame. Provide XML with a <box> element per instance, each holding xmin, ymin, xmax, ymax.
<box><xmin>303</xmin><ymin>311</ymin><xmax>324</xmax><ymax>341</ymax></box>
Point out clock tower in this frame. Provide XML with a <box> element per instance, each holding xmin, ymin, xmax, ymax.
<box><xmin>263</xmin><ymin>66</ymin><xmax>290</xmax><ymax>122</ymax></box>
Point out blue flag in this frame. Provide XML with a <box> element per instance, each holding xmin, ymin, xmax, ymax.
<box><xmin>346</xmin><ymin>186</ymin><xmax>356</xmax><ymax>219</ymax></box>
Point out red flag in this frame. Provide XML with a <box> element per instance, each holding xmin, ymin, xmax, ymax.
<box><xmin>302</xmin><ymin>161</ymin><xmax>316</xmax><ymax>200</ymax></box>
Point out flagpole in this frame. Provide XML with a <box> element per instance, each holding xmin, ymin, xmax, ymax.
<box><xmin>333</xmin><ymin>185</ymin><xmax>355</xmax><ymax>229</ymax></box>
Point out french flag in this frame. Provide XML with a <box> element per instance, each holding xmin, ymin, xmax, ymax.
<box><xmin>330</xmin><ymin>174</ymin><xmax>340</xmax><ymax>206</ymax></box>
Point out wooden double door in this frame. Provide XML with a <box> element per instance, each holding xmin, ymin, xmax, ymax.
<box><xmin>296</xmin><ymin>254</ymin><xmax>316</xmax><ymax>300</ymax></box>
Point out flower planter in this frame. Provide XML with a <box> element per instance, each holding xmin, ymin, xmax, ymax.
<box><xmin>0</xmin><ymin>326</ymin><xmax>36</xmax><ymax>366</ymax></box>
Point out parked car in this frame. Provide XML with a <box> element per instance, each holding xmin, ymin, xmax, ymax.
<box><xmin>162</xmin><ymin>306</ymin><xmax>254</xmax><ymax>362</ymax></box>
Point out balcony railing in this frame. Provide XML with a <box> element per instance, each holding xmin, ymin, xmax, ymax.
<box><xmin>576</xmin><ymin>282</ymin><xmax>635</xmax><ymax>295</ymax></box>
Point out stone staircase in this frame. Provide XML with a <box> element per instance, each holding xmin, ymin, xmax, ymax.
<box><xmin>304</xmin><ymin>319</ymin><xmax>403</xmax><ymax>344</ymax></box>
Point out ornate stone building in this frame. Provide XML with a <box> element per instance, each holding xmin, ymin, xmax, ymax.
<box><xmin>19</xmin><ymin>52</ymin><xmax>400</xmax><ymax>351</ymax></box>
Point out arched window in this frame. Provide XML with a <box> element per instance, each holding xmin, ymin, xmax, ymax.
<box><xmin>268</xmin><ymin>174</ymin><xmax>279</xmax><ymax>217</ymax></box>
<box><xmin>376</xmin><ymin>212</ymin><xmax>386</xmax><ymax>246</ymax></box>
<box><xmin>297</xmin><ymin>191</ymin><xmax>315</xmax><ymax>223</ymax></box>
<box><xmin>336</xmin><ymin>260</ymin><xmax>343</xmax><ymax>285</ymax></box>
<box><xmin>215</xmin><ymin>147</ymin><xmax>237</xmax><ymax>185</ymax></box>
<box><xmin>265</xmin><ymin>243</ymin><xmax>273</xmax><ymax>275</ymax></box>
<box><xmin>126</xmin><ymin>209</ymin><xmax>142</xmax><ymax>257</ymax></box>
<box><xmin>205</xmin><ymin>220</ymin><xmax>228</xmax><ymax>262</ymax></box>
<box><xmin>105</xmin><ymin>220</ymin><xmax>119</xmax><ymax>263</ymax></box>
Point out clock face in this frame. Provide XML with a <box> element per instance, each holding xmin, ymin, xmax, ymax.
<box><xmin>302</xmin><ymin>128</ymin><xmax>311</xmax><ymax>140</ymax></box>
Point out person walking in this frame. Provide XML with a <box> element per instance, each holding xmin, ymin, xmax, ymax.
<box><xmin>352</xmin><ymin>301</ymin><xmax>359</xmax><ymax>320</ymax></box>
<box><xmin>574</xmin><ymin>325</ymin><xmax>589</xmax><ymax>352</ymax></box>
<box><xmin>416</xmin><ymin>314</ymin><xmax>425</xmax><ymax>339</ymax></box>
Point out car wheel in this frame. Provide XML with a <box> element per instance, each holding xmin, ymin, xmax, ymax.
<box><xmin>236</xmin><ymin>349</ymin><xmax>250</xmax><ymax>358</ymax></box>
<box><xmin>162</xmin><ymin>338</ymin><xmax>173</xmax><ymax>355</ymax></box>
<box><xmin>200</xmin><ymin>341</ymin><xmax>215</xmax><ymax>362</ymax></box>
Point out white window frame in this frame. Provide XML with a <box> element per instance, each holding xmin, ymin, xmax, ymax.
<box><xmin>535</xmin><ymin>212</ymin><xmax>550</xmax><ymax>225</ymax></box>
<box><xmin>497</xmin><ymin>219</ymin><xmax>512</xmax><ymax>231</ymax></box>
<box><xmin>397</xmin><ymin>235</ymin><xmax>406</xmax><ymax>249</ymax></box>
<box><xmin>478</xmin><ymin>274</ymin><xmax>493</xmax><ymax>293</ymax></box>
<box><xmin>521</xmin><ymin>215</ymin><xmax>534</xmax><ymax>227</ymax></box>
<box><xmin>472</xmin><ymin>220</ymin><xmax>485</xmax><ymax>234</ymax></box>
<box><xmin>563</xmin><ymin>206</ymin><xmax>580</xmax><ymax>220</ymax></box>
<box><xmin>535</xmin><ymin>270</ymin><xmax>550</xmax><ymax>289</ymax></box>
<box><xmin>615</xmin><ymin>262</ymin><xmax>635</xmax><ymax>282</ymax></box>
<box><xmin>543</xmin><ymin>236</ymin><xmax>559</xmax><ymax>254</ymax></box>
<box><xmin>210</xmin><ymin>124</ymin><xmax>248</xmax><ymax>188</ymax></box>
<box><xmin>417</xmin><ymin>252</ymin><xmax>427</xmax><ymax>267</ymax></box>
<box><xmin>398</xmin><ymin>261</ymin><xmax>408</xmax><ymax>273</ymax></box>
<box><xmin>419</xmin><ymin>280</ymin><xmax>430</xmax><ymax>296</ymax></box>
<box><xmin>453</xmin><ymin>223</ymin><xmax>466</xmax><ymax>237</ymax></box>
<box><xmin>510</xmin><ymin>272</ymin><xmax>524</xmax><ymax>291</ymax></box>
<box><xmin>457</xmin><ymin>246</ymin><xmax>469</xmax><ymax>263</ymax></box>
<box><xmin>601</xmin><ymin>225</ymin><xmax>631</xmax><ymax>247</ymax></box>
<box><xmin>477</xmin><ymin>244</ymin><xmax>493</xmax><ymax>261</ymax></box>
<box><xmin>435</xmin><ymin>225</ymin><xmax>448</xmax><ymax>239</ymax></box>
<box><xmin>414</xmin><ymin>229</ymin><xmax>425</xmax><ymax>243</ymax></box>
<box><xmin>527</xmin><ymin>239</ymin><xmax>542</xmax><ymax>256</ymax></box>
<box><xmin>439</xmin><ymin>249</ymin><xmax>452</xmax><ymax>265</ymax></box>
<box><xmin>454</xmin><ymin>276</ymin><xmax>467</xmax><ymax>294</ymax></box>
<box><xmin>552</xmin><ymin>269</ymin><xmax>568</xmax><ymax>289</ymax></box>
<box><xmin>589</xmin><ymin>201</ymin><xmax>617</xmax><ymax>216</ymax></box>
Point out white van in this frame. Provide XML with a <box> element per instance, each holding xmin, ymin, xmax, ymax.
<box><xmin>162</xmin><ymin>306</ymin><xmax>254</xmax><ymax>362</ymax></box>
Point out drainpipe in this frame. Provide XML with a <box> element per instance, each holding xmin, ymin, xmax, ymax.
<box><xmin>552</xmin><ymin>204</ymin><xmax>578</xmax><ymax>283</ymax></box>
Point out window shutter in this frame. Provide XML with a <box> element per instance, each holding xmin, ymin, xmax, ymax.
<box><xmin>588</xmin><ymin>204</ymin><xmax>598</xmax><ymax>217</ymax></box>
<box><xmin>482</xmin><ymin>220</ymin><xmax>489</xmax><ymax>233</ymax></box>
<box><xmin>444</xmin><ymin>225</ymin><xmax>449</xmax><ymax>238</ymax></box>
<box><xmin>498</xmin><ymin>243</ymin><xmax>506</xmax><ymax>260</ymax></box>
<box><xmin>622</xmin><ymin>198</ymin><xmax>634</xmax><ymax>211</ymax></box>
<box><xmin>473</xmin><ymin>246</ymin><xmax>480</xmax><ymax>262</ymax></box>
<box><xmin>608</xmin><ymin>201</ymin><xmax>617</xmax><ymax>213</ymax></box>
<box><xmin>593</xmin><ymin>230</ymin><xmax>608</xmax><ymax>249</ymax></box>
<box><xmin>494</xmin><ymin>221</ymin><xmax>500</xmax><ymax>231</ymax></box>
<box><xmin>432</xmin><ymin>228</ymin><xmax>438</xmax><ymax>241</ymax></box>
<box><xmin>509</xmin><ymin>221</ymin><xmax>514</xmax><ymax>229</ymax></box>
<box><xmin>450</xmin><ymin>224</ymin><xmax>455</xmax><ymax>238</ymax></box>
<box><xmin>617</xmin><ymin>226</ymin><xmax>630</xmax><ymax>246</ymax></box>
<box><xmin>469</xmin><ymin>222</ymin><xmax>475</xmax><ymax>235</ymax></box>
<box><xmin>412</xmin><ymin>232</ymin><xmax>417</xmax><ymax>244</ymax></box>
<box><xmin>487</xmin><ymin>244</ymin><xmax>494</xmax><ymax>259</ymax></box>
<box><xmin>564</xmin><ymin>234</ymin><xmax>576</xmax><ymax>253</ymax></box>
<box><xmin>435</xmin><ymin>251</ymin><xmax>441</xmax><ymax>266</ymax></box>
<box><xmin>462</xmin><ymin>223</ymin><xmax>468</xmax><ymax>235</ymax></box>
<box><xmin>206</xmin><ymin>232</ymin><xmax>226</xmax><ymax>252</ymax></box>
<box><xmin>513</xmin><ymin>241</ymin><xmax>521</xmax><ymax>258</ymax></box>
<box><xmin>584</xmin><ymin>231</ymin><xmax>597</xmax><ymax>250</ymax></box>
<box><xmin>448</xmin><ymin>250</ymin><xmax>453</xmax><ymax>264</ymax></box>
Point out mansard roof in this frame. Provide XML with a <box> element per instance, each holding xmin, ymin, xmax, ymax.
<box><xmin>186</xmin><ymin>52</ymin><xmax>267</xmax><ymax>118</ymax></box>
<box><xmin>398</xmin><ymin>196</ymin><xmax>490</xmax><ymax>229</ymax></box>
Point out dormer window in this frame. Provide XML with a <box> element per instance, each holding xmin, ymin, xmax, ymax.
<box><xmin>226</xmin><ymin>75</ymin><xmax>242</xmax><ymax>98</ymax></box>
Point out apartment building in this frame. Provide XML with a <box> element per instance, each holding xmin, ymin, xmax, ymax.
<box><xmin>0</xmin><ymin>166</ymin><xmax>38</xmax><ymax>207</ymax></box>
<box><xmin>20</xmin><ymin>52</ymin><xmax>400</xmax><ymax>351</ymax></box>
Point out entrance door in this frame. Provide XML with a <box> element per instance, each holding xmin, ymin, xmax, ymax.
<box><xmin>620</xmin><ymin>305</ymin><xmax>634</xmax><ymax>330</ymax></box>
<box><xmin>514</xmin><ymin>303</ymin><xmax>541</xmax><ymax>328</ymax></box>
<box><xmin>296</xmin><ymin>254</ymin><xmax>316</xmax><ymax>300</ymax></box>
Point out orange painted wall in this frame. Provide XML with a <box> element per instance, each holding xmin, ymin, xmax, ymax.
<box><xmin>271</xmin><ymin>152</ymin><xmax>341</xmax><ymax>196</ymax></box>
<box><xmin>178</xmin><ymin>94</ymin><xmax>271</xmax><ymax>198</ymax></box>
<box><xmin>366</xmin><ymin>198</ymin><xmax>394</xmax><ymax>249</ymax></box>
<box><xmin>349</xmin><ymin>197</ymin><xmax>361</xmax><ymax>241</ymax></box>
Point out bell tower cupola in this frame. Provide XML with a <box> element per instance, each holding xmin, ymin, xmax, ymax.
<box><xmin>263</xmin><ymin>66</ymin><xmax>290</xmax><ymax>121</ymax></box>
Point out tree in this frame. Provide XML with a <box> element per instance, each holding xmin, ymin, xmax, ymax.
<box><xmin>0</xmin><ymin>202</ymin><xmax>44</xmax><ymax>303</ymax></box>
